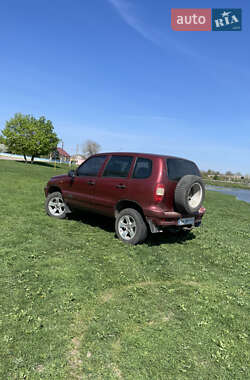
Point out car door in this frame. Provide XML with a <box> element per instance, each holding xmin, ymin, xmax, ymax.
<box><xmin>64</xmin><ymin>155</ymin><xmax>107</xmax><ymax>210</ymax></box>
<box><xmin>93</xmin><ymin>155</ymin><xmax>134</xmax><ymax>216</ymax></box>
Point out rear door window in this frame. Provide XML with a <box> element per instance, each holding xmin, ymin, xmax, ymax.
<box><xmin>166</xmin><ymin>158</ymin><xmax>200</xmax><ymax>181</ymax></box>
<box><xmin>103</xmin><ymin>156</ymin><xmax>133</xmax><ymax>178</ymax></box>
<box><xmin>132</xmin><ymin>158</ymin><xmax>152</xmax><ymax>179</ymax></box>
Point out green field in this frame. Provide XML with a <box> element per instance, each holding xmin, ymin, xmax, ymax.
<box><xmin>0</xmin><ymin>160</ymin><xmax>249</xmax><ymax>379</ymax></box>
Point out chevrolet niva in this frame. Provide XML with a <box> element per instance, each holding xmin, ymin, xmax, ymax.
<box><xmin>44</xmin><ymin>152</ymin><xmax>206</xmax><ymax>244</ymax></box>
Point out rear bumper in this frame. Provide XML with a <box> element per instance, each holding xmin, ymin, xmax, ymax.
<box><xmin>145</xmin><ymin>207</ymin><xmax>206</xmax><ymax>228</ymax></box>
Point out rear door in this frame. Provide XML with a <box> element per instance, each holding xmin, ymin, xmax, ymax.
<box><xmin>64</xmin><ymin>155</ymin><xmax>107</xmax><ymax>210</ymax></box>
<box><xmin>94</xmin><ymin>155</ymin><xmax>134</xmax><ymax>216</ymax></box>
<box><xmin>165</xmin><ymin>158</ymin><xmax>201</xmax><ymax>210</ymax></box>
<box><xmin>128</xmin><ymin>157</ymin><xmax>154</xmax><ymax>207</ymax></box>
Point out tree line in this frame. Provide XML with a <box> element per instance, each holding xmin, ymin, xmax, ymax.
<box><xmin>201</xmin><ymin>169</ymin><xmax>245</xmax><ymax>179</ymax></box>
<box><xmin>0</xmin><ymin>113</ymin><xmax>101</xmax><ymax>163</ymax></box>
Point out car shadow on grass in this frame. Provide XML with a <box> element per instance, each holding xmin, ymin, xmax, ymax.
<box><xmin>67</xmin><ymin>210</ymin><xmax>196</xmax><ymax>246</ymax></box>
<box><xmin>67</xmin><ymin>210</ymin><xmax>115</xmax><ymax>233</ymax></box>
<box><xmin>145</xmin><ymin>230</ymin><xmax>196</xmax><ymax>246</ymax></box>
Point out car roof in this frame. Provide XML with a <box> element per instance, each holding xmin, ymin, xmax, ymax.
<box><xmin>94</xmin><ymin>152</ymin><xmax>193</xmax><ymax>161</ymax></box>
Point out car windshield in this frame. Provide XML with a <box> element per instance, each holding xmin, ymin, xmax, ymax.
<box><xmin>166</xmin><ymin>158</ymin><xmax>200</xmax><ymax>181</ymax></box>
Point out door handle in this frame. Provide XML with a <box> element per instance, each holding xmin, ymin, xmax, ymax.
<box><xmin>116</xmin><ymin>184</ymin><xmax>126</xmax><ymax>189</ymax></box>
<box><xmin>87</xmin><ymin>180</ymin><xmax>95</xmax><ymax>185</ymax></box>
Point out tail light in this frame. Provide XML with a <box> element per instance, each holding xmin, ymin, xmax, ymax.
<box><xmin>154</xmin><ymin>184</ymin><xmax>165</xmax><ymax>202</ymax></box>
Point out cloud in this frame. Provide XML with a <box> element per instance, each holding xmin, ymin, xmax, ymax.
<box><xmin>107</xmin><ymin>0</ymin><xmax>250</xmax><ymax>79</ymax></box>
<box><xmin>107</xmin><ymin>0</ymin><xmax>161</xmax><ymax>45</ymax></box>
<box><xmin>107</xmin><ymin>0</ymin><xmax>201</xmax><ymax>58</ymax></box>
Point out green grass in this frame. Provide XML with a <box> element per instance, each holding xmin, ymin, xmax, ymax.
<box><xmin>204</xmin><ymin>178</ymin><xmax>250</xmax><ymax>189</ymax></box>
<box><xmin>0</xmin><ymin>159</ymin><xmax>249</xmax><ymax>379</ymax></box>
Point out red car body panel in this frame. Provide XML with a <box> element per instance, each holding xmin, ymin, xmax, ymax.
<box><xmin>45</xmin><ymin>152</ymin><xmax>206</xmax><ymax>229</ymax></box>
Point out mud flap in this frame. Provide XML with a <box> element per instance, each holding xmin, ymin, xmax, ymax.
<box><xmin>146</xmin><ymin>218</ymin><xmax>163</xmax><ymax>233</ymax></box>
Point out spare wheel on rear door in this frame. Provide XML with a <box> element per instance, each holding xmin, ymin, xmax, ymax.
<box><xmin>174</xmin><ymin>175</ymin><xmax>205</xmax><ymax>214</ymax></box>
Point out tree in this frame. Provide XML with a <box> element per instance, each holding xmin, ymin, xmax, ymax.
<box><xmin>0</xmin><ymin>135</ymin><xmax>6</xmax><ymax>144</ymax></box>
<box><xmin>82</xmin><ymin>139</ymin><xmax>101</xmax><ymax>158</ymax></box>
<box><xmin>50</xmin><ymin>149</ymin><xmax>60</xmax><ymax>161</ymax></box>
<box><xmin>1</xmin><ymin>113</ymin><xmax>59</xmax><ymax>163</ymax></box>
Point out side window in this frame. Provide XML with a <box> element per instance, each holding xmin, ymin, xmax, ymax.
<box><xmin>77</xmin><ymin>156</ymin><xmax>106</xmax><ymax>177</ymax></box>
<box><xmin>132</xmin><ymin>158</ymin><xmax>152</xmax><ymax>179</ymax></box>
<box><xmin>103</xmin><ymin>156</ymin><xmax>133</xmax><ymax>178</ymax></box>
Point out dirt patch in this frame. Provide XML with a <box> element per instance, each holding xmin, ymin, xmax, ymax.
<box><xmin>130</xmin><ymin>281</ymin><xmax>164</xmax><ymax>288</ymax></box>
<box><xmin>110</xmin><ymin>363</ymin><xmax>123</xmax><ymax>379</ymax></box>
<box><xmin>69</xmin><ymin>337</ymin><xmax>83</xmax><ymax>380</ymax></box>
<box><xmin>101</xmin><ymin>291</ymin><xmax>114</xmax><ymax>303</ymax></box>
<box><xmin>100</xmin><ymin>280</ymin><xmax>201</xmax><ymax>304</ymax></box>
<box><xmin>162</xmin><ymin>311</ymin><xmax>174</xmax><ymax>322</ymax></box>
<box><xmin>181</xmin><ymin>280</ymin><xmax>200</xmax><ymax>287</ymax></box>
<box><xmin>112</xmin><ymin>338</ymin><xmax>121</xmax><ymax>353</ymax></box>
<box><xmin>35</xmin><ymin>364</ymin><xmax>45</xmax><ymax>373</ymax></box>
<box><xmin>147</xmin><ymin>311</ymin><xmax>174</xmax><ymax>326</ymax></box>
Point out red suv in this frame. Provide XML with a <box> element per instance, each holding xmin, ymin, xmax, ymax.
<box><xmin>44</xmin><ymin>153</ymin><xmax>206</xmax><ymax>244</ymax></box>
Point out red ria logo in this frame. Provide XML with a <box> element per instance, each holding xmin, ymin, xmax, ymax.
<box><xmin>171</xmin><ymin>9</ymin><xmax>211</xmax><ymax>31</ymax></box>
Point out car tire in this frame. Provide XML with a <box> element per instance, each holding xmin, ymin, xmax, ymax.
<box><xmin>115</xmin><ymin>208</ymin><xmax>148</xmax><ymax>245</ymax></box>
<box><xmin>45</xmin><ymin>191</ymin><xmax>67</xmax><ymax>219</ymax></box>
<box><xmin>174</xmin><ymin>175</ymin><xmax>205</xmax><ymax>214</ymax></box>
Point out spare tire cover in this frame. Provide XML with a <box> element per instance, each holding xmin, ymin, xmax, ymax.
<box><xmin>174</xmin><ymin>175</ymin><xmax>205</xmax><ymax>214</ymax></box>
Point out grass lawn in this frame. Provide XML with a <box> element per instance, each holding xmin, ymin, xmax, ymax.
<box><xmin>0</xmin><ymin>160</ymin><xmax>249</xmax><ymax>379</ymax></box>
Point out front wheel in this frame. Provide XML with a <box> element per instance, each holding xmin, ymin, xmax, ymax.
<box><xmin>115</xmin><ymin>208</ymin><xmax>148</xmax><ymax>245</ymax></box>
<box><xmin>45</xmin><ymin>192</ymin><xmax>67</xmax><ymax>219</ymax></box>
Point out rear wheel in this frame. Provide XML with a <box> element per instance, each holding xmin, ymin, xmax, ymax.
<box><xmin>45</xmin><ymin>192</ymin><xmax>67</xmax><ymax>219</ymax></box>
<box><xmin>115</xmin><ymin>208</ymin><xmax>148</xmax><ymax>245</ymax></box>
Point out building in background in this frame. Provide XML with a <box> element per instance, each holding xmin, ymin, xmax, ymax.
<box><xmin>55</xmin><ymin>147</ymin><xmax>70</xmax><ymax>163</ymax></box>
<box><xmin>70</xmin><ymin>154</ymin><xmax>85</xmax><ymax>166</ymax></box>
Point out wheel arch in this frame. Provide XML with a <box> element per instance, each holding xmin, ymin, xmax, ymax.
<box><xmin>115</xmin><ymin>200</ymin><xmax>145</xmax><ymax>218</ymax></box>
<box><xmin>47</xmin><ymin>185</ymin><xmax>62</xmax><ymax>194</ymax></box>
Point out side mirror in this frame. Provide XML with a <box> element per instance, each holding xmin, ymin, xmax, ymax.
<box><xmin>68</xmin><ymin>170</ymin><xmax>76</xmax><ymax>178</ymax></box>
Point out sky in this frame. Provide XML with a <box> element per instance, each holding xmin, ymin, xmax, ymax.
<box><xmin>0</xmin><ymin>0</ymin><xmax>249</xmax><ymax>173</ymax></box>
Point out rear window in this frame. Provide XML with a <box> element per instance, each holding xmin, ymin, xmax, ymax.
<box><xmin>166</xmin><ymin>158</ymin><xmax>200</xmax><ymax>181</ymax></box>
